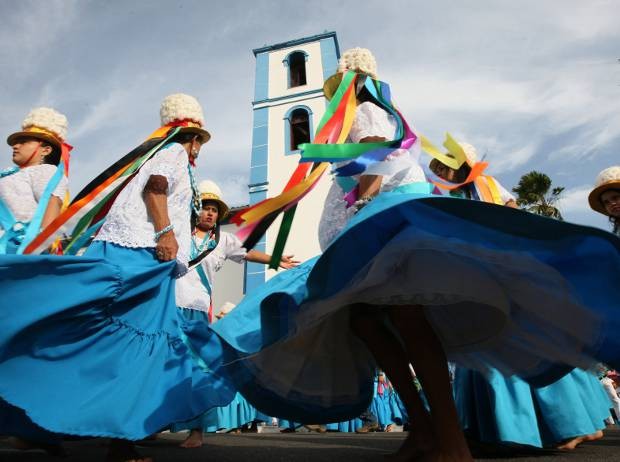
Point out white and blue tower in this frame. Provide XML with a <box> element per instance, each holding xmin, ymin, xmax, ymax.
<box><xmin>245</xmin><ymin>31</ymin><xmax>340</xmax><ymax>293</ymax></box>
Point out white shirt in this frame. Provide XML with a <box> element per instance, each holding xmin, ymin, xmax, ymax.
<box><xmin>176</xmin><ymin>231</ymin><xmax>247</xmax><ymax>312</ymax></box>
<box><xmin>0</xmin><ymin>164</ymin><xmax>68</xmax><ymax>223</ymax></box>
<box><xmin>318</xmin><ymin>102</ymin><xmax>426</xmax><ymax>251</ymax></box>
<box><xmin>95</xmin><ymin>143</ymin><xmax>193</xmax><ymax>266</ymax></box>
<box><xmin>601</xmin><ymin>377</ymin><xmax>620</xmax><ymax>418</ymax></box>
<box><xmin>495</xmin><ymin>180</ymin><xmax>515</xmax><ymax>204</ymax></box>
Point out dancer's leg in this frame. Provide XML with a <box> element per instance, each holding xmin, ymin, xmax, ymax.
<box><xmin>179</xmin><ymin>428</ymin><xmax>203</xmax><ymax>448</ymax></box>
<box><xmin>350</xmin><ymin>308</ymin><xmax>436</xmax><ymax>458</ymax></box>
<box><xmin>387</xmin><ymin>306</ymin><xmax>473</xmax><ymax>462</ymax></box>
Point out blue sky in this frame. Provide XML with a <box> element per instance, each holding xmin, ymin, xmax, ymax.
<box><xmin>1</xmin><ymin>0</ymin><xmax>618</xmax><ymax>231</ymax></box>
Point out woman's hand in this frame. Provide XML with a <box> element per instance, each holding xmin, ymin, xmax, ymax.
<box><xmin>155</xmin><ymin>231</ymin><xmax>178</xmax><ymax>261</ymax></box>
<box><xmin>279</xmin><ymin>255</ymin><xmax>300</xmax><ymax>269</ymax></box>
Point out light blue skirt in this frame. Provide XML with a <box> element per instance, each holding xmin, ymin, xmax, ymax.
<box><xmin>0</xmin><ymin>242</ymin><xmax>235</xmax><ymax>440</ymax></box>
<box><xmin>455</xmin><ymin>367</ymin><xmax>611</xmax><ymax>447</ymax></box>
<box><xmin>211</xmin><ymin>185</ymin><xmax>620</xmax><ymax>424</ymax></box>
<box><xmin>172</xmin><ymin>307</ymin><xmax>267</xmax><ymax>433</ymax></box>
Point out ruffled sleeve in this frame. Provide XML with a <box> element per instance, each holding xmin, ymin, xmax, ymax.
<box><xmin>30</xmin><ymin>165</ymin><xmax>67</xmax><ymax>201</ymax></box>
<box><xmin>143</xmin><ymin>143</ymin><xmax>187</xmax><ymax>192</ymax></box>
<box><xmin>222</xmin><ymin>232</ymin><xmax>247</xmax><ymax>263</ymax></box>
<box><xmin>348</xmin><ymin>102</ymin><xmax>397</xmax><ymax>143</ymax></box>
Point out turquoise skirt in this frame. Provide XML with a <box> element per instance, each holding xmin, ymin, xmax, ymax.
<box><xmin>0</xmin><ymin>242</ymin><xmax>235</xmax><ymax>440</ymax></box>
<box><xmin>455</xmin><ymin>367</ymin><xmax>611</xmax><ymax>447</ymax></box>
<box><xmin>211</xmin><ymin>185</ymin><xmax>620</xmax><ymax>424</ymax></box>
<box><xmin>171</xmin><ymin>308</ymin><xmax>260</xmax><ymax>433</ymax></box>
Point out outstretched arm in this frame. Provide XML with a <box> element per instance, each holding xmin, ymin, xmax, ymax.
<box><xmin>245</xmin><ymin>250</ymin><xmax>300</xmax><ymax>269</ymax></box>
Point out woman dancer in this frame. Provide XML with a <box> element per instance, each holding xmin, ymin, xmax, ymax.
<box><xmin>589</xmin><ymin>166</ymin><xmax>620</xmax><ymax>235</ymax></box>
<box><xmin>172</xmin><ymin>180</ymin><xmax>297</xmax><ymax>448</ymax></box>
<box><xmin>211</xmin><ymin>49</ymin><xmax>619</xmax><ymax>462</ymax></box>
<box><xmin>0</xmin><ymin>107</ymin><xmax>70</xmax><ymax>253</ymax></box>
<box><xmin>428</xmin><ymin>141</ymin><xmax>610</xmax><ymax>449</ymax></box>
<box><xmin>0</xmin><ymin>94</ymin><xmax>236</xmax><ymax>462</ymax></box>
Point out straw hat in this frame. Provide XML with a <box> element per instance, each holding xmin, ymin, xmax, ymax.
<box><xmin>323</xmin><ymin>47</ymin><xmax>378</xmax><ymax>101</ymax></box>
<box><xmin>429</xmin><ymin>136</ymin><xmax>478</xmax><ymax>175</ymax></box>
<box><xmin>199</xmin><ymin>180</ymin><xmax>229</xmax><ymax>219</ymax></box>
<box><xmin>588</xmin><ymin>166</ymin><xmax>620</xmax><ymax>215</ymax></box>
<box><xmin>160</xmin><ymin>93</ymin><xmax>211</xmax><ymax>143</ymax></box>
<box><xmin>7</xmin><ymin>107</ymin><xmax>68</xmax><ymax>149</ymax></box>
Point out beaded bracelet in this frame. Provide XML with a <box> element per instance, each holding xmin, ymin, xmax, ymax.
<box><xmin>353</xmin><ymin>195</ymin><xmax>374</xmax><ymax>212</ymax></box>
<box><xmin>154</xmin><ymin>224</ymin><xmax>174</xmax><ymax>242</ymax></box>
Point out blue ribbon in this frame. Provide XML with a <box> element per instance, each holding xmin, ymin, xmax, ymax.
<box><xmin>15</xmin><ymin>162</ymin><xmax>65</xmax><ymax>254</ymax></box>
<box><xmin>333</xmin><ymin>79</ymin><xmax>404</xmax><ymax>178</ymax></box>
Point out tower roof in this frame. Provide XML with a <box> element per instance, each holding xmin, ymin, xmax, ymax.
<box><xmin>253</xmin><ymin>31</ymin><xmax>339</xmax><ymax>57</ymax></box>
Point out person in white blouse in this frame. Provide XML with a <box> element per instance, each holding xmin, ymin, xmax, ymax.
<box><xmin>588</xmin><ymin>166</ymin><xmax>620</xmax><ymax>236</ymax></box>
<box><xmin>174</xmin><ymin>179</ymin><xmax>298</xmax><ymax>448</ymax></box>
<box><xmin>94</xmin><ymin>93</ymin><xmax>211</xmax><ymax>462</ymax></box>
<box><xmin>1</xmin><ymin>107</ymin><xmax>70</xmax><ymax>253</ymax></box>
<box><xmin>600</xmin><ymin>371</ymin><xmax>620</xmax><ymax>424</ymax></box>
<box><xmin>428</xmin><ymin>141</ymin><xmax>518</xmax><ymax>207</ymax></box>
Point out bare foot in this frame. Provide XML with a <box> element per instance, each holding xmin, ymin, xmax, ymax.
<box><xmin>179</xmin><ymin>429</ymin><xmax>203</xmax><ymax>448</ymax></box>
<box><xmin>385</xmin><ymin>424</ymin><xmax>394</xmax><ymax>433</ymax></box>
<box><xmin>583</xmin><ymin>430</ymin><xmax>604</xmax><ymax>442</ymax></box>
<box><xmin>556</xmin><ymin>435</ymin><xmax>586</xmax><ymax>450</ymax></box>
<box><xmin>106</xmin><ymin>439</ymin><xmax>153</xmax><ymax>462</ymax></box>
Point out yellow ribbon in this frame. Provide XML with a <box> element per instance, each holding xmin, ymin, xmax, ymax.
<box><xmin>239</xmin><ymin>162</ymin><xmax>330</xmax><ymax>225</ymax></box>
<box><xmin>421</xmin><ymin>133</ymin><xmax>468</xmax><ymax>170</ymax></box>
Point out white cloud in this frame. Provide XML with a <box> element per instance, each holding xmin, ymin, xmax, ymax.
<box><xmin>558</xmin><ymin>185</ymin><xmax>592</xmax><ymax>216</ymax></box>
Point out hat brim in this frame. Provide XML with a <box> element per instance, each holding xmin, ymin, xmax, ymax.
<box><xmin>588</xmin><ymin>181</ymin><xmax>620</xmax><ymax>215</ymax></box>
<box><xmin>323</xmin><ymin>73</ymin><xmax>344</xmax><ymax>101</ymax></box>
<box><xmin>179</xmin><ymin>126</ymin><xmax>211</xmax><ymax>144</ymax></box>
<box><xmin>7</xmin><ymin>131</ymin><xmax>61</xmax><ymax>149</ymax></box>
<box><xmin>201</xmin><ymin>197</ymin><xmax>229</xmax><ymax>219</ymax></box>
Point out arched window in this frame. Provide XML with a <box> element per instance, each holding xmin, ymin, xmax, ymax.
<box><xmin>286</xmin><ymin>51</ymin><xmax>307</xmax><ymax>88</ymax></box>
<box><xmin>289</xmin><ymin>108</ymin><xmax>310</xmax><ymax>151</ymax></box>
<box><xmin>284</xmin><ymin>106</ymin><xmax>313</xmax><ymax>154</ymax></box>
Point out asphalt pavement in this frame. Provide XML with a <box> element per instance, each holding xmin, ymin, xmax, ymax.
<box><xmin>2</xmin><ymin>427</ymin><xmax>620</xmax><ymax>461</ymax></box>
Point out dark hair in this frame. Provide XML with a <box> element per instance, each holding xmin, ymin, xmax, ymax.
<box><xmin>41</xmin><ymin>141</ymin><xmax>61</xmax><ymax>166</ymax></box>
<box><xmin>170</xmin><ymin>131</ymin><xmax>203</xmax><ymax>145</ymax></box>
<box><xmin>610</xmin><ymin>217</ymin><xmax>619</xmax><ymax>236</ymax></box>
<box><xmin>356</xmin><ymin>84</ymin><xmax>382</xmax><ymax>108</ymax></box>
<box><xmin>452</xmin><ymin>163</ymin><xmax>472</xmax><ymax>184</ymax></box>
<box><xmin>600</xmin><ymin>188</ymin><xmax>620</xmax><ymax>235</ymax></box>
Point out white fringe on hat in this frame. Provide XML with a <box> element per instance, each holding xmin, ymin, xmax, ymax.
<box><xmin>199</xmin><ymin>179</ymin><xmax>223</xmax><ymax>198</ymax></box>
<box><xmin>160</xmin><ymin>93</ymin><xmax>205</xmax><ymax>127</ymax></box>
<box><xmin>594</xmin><ymin>166</ymin><xmax>620</xmax><ymax>187</ymax></box>
<box><xmin>337</xmin><ymin>48</ymin><xmax>378</xmax><ymax>79</ymax></box>
<box><xmin>22</xmin><ymin>107</ymin><xmax>68</xmax><ymax>142</ymax></box>
<box><xmin>459</xmin><ymin>142</ymin><xmax>478</xmax><ymax>165</ymax></box>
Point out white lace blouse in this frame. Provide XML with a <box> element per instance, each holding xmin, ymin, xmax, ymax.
<box><xmin>176</xmin><ymin>231</ymin><xmax>247</xmax><ymax>312</ymax></box>
<box><xmin>0</xmin><ymin>164</ymin><xmax>68</xmax><ymax>223</ymax></box>
<box><xmin>94</xmin><ymin>143</ymin><xmax>193</xmax><ymax>266</ymax></box>
<box><xmin>318</xmin><ymin>102</ymin><xmax>426</xmax><ymax>251</ymax></box>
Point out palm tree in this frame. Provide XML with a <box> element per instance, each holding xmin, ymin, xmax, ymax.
<box><xmin>512</xmin><ymin>171</ymin><xmax>565</xmax><ymax>220</ymax></box>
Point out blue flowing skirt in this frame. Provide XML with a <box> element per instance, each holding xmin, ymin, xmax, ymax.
<box><xmin>211</xmin><ymin>186</ymin><xmax>620</xmax><ymax>424</ymax></box>
<box><xmin>0</xmin><ymin>242</ymin><xmax>235</xmax><ymax>440</ymax></box>
<box><xmin>455</xmin><ymin>367</ymin><xmax>611</xmax><ymax>447</ymax></box>
<box><xmin>171</xmin><ymin>308</ymin><xmax>261</xmax><ymax>433</ymax></box>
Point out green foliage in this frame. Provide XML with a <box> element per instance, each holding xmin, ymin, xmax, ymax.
<box><xmin>512</xmin><ymin>171</ymin><xmax>565</xmax><ymax>220</ymax></box>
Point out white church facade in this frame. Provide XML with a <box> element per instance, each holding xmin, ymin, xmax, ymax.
<box><xmin>213</xmin><ymin>31</ymin><xmax>340</xmax><ymax>309</ymax></box>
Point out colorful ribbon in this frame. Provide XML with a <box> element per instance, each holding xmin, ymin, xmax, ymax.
<box><xmin>24</xmin><ymin>128</ymin><xmax>180</xmax><ymax>255</ymax></box>
<box><xmin>232</xmin><ymin>71</ymin><xmax>418</xmax><ymax>268</ymax></box>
